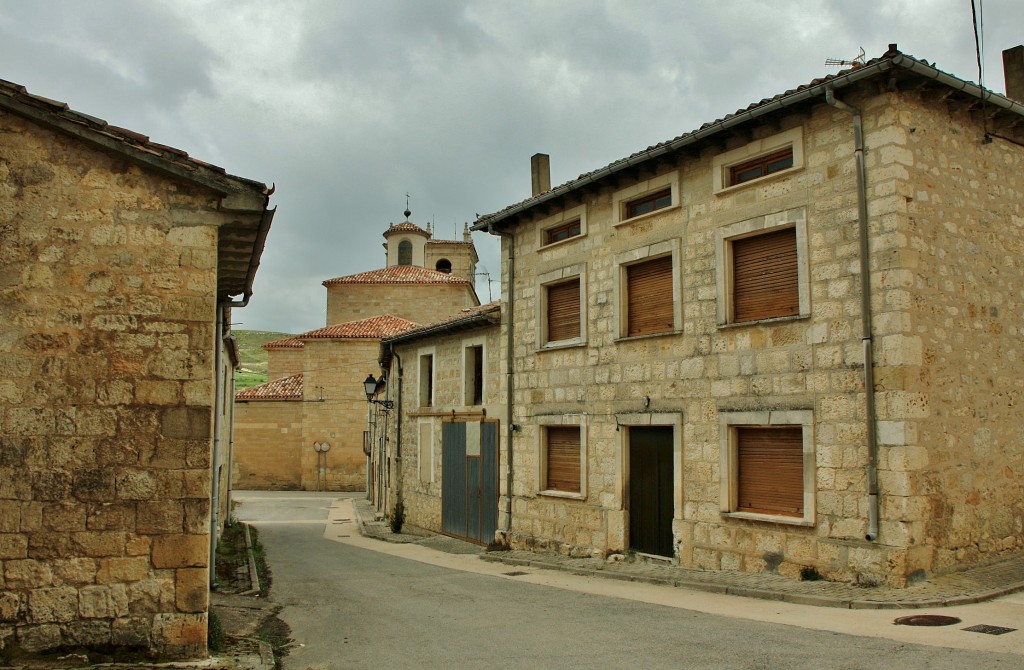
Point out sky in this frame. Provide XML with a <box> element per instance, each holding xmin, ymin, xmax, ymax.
<box><xmin>3</xmin><ymin>0</ymin><xmax>1022</xmax><ymax>334</ymax></box>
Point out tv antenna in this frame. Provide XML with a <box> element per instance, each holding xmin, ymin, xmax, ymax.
<box><xmin>825</xmin><ymin>47</ymin><xmax>866</xmax><ymax>68</ymax></box>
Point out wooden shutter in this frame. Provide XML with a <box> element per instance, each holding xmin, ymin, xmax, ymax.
<box><xmin>627</xmin><ymin>255</ymin><xmax>674</xmax><ymax>337</ymax></box>
<box><xmin>736</xmin><ymin>426</ymin><xmax>803</xmax><ymax>517</ymax></box>
<box><xmin>732</xmin><ymin>228</ymin><xmax>799</xmax><ymax>322</ymax></box>
<box><xmin>547</xmin><ymin>280</ymin><xmax>581</xmax><ymax>342</ymax></box>
<box><xmin>546</xmin><ymin>426</ymin><xmax>580</xmax><ymax>492</ymax></box>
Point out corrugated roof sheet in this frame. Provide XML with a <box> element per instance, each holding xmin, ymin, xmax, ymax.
<box><xmin>299</xmin><ymin>314</ymin><xmax>420</xmax><ymax>340</ymax></box>
<box><xmin>323</xmin><ymin>265</ymin><xmax>472</xmax><ymax>286</ymax></box>
<box><xmin>236</xmin><ymin>373</ymin><xmax>303</xmax><ymax>400</ymax></box>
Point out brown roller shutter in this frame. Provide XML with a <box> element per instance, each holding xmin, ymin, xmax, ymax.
<box><xmin>736</xmin><ymin>426</ymin><xmax>803</xmax><ymax>517</ymax></box>
<box><xmin>546</xmin><ymin>426</ymin><xmax>581</xmax><ymax>493</ymax></box>
<box><xmin>732</xmin><ymin>228</ymin><xmax>799</xmax><ymax>323</ymax></box>
<box><xmin>547</xmin><ymin>280</ymin><xmax>581</xmax><ymax>342</ymax></box>
<box><xmin>627</xmin><ymin>255</ymin><xmax>674</xmax><ymax>337</ymax></box>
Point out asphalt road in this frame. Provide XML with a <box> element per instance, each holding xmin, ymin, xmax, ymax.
<box><xmin>234</xmin><ymin>491</ymin><xmax>1024</xmax><ymax>670</ymax></box>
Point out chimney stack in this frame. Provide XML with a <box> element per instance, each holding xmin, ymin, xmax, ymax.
<box><xmin>531</xmin><ymin>153</ymin><xmax>551</xmax><ymax>197</ymax></box>
<box><xmin>1004</xmin><ymin>45</ymin><xmax>1024</xmax><ymax>102</ymax></box>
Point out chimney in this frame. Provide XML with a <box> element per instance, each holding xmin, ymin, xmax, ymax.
<box><xmin>1004</xmin><ymin>45</ymin><xmax>1024</xmax><ymax>102</ymax></box>
<box><xmin>531</xmin><ymin>153</ymin><xmax>551</xmax><ymax>197</ymax></box>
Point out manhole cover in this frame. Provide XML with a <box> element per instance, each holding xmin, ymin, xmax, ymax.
<box><xmin>963</xmin><ymin>624</ymin><xmax>1017</xmax><ymax>635</ymax></box>
<box><xmin>894</xmin><ymin>615</ymin><xmax>962</xmax><ymax>627</ymax></box>
<box><xmin>503</xmin><ymin>571</ymin><xmax>529</xmax><ymax>577</ymax></box>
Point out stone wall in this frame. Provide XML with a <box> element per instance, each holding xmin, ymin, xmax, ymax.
<box><xmin>0</xmin><ymin>111</ymin><xmax>221</xmax><ymax>657</ymax></box>
<box><xmin>326</xmin><ymin>283</ymin><xmax>477</xmax><ymax>326</ymax></box>
<box><xmin>389</xmin><ymin>324</ymin><xmax>503</xmax><ymax>533</ymax></box>
<box><xmin>266</xmin><ymin>347</ymin><xmax>303</xmax><ymax>381</ymax></box>
<box><xmin>499</xmin><ymin>89</ymin><xmax>1024</xmax><ymax>585</ymax></box>
<box><xmin>231</xmin><ymin>401</ymin><xmax>304</xmax><ymax>490</ymax></box>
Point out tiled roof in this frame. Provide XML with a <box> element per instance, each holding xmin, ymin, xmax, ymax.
<box><xmin>263</xmin><ymin>336</ymin><xmax>304</xmax><ymax>350</ymax></box>
<box><xmin>298</xmin><ymin>315</ymin><xmax>420</xmax><ymax>340</ymax></box>
<box><xmin>236</xmin><ymin>373</ymin><xmax>303</xmax><ymax>401</ymax></box>
<box><xmin>323</xmin><ymin>265</ymin><xmax>472</xmax><ymax>286</ymax></box>
<box><xmin>0</xmin><ymin>78</ymin><xmax>268</xmax><ymax>193</ymax></box>
<box><xmin>429</xmin><ymin>239</ymin><xmax>472</xmax><ymax>246</ymax></box>
<box><xmin>384</xmin><ymin>222</ymin><xmax>429</xmax><ymax>236</ymax></box>
<box><xmin>473</xmin><ymin>46</ymin><xmax>1024</xmax><ymax>228</ymax></box>
<box><xmin>382</xmin><ymin>301</ymin><xmax>500</xmax><ymax>345</ymax></box>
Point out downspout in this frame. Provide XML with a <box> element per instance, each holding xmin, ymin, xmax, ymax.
<box><xmin>488</xmin><ymin>225</ymin><xmax>516</xmax><ymax>534</ymax></box>
<box><xmin>210</xmin><ymin>295</ymin><xmax>251</xmax><ymax>587</ymax></box>
<box><xmin>391</xmin><ymin>347</ymin><xmax>403</xmax><ymax>513</ymax></box>
<box><xmin>209</xmin><ymin>302</ymin><xmax>226</xmax><ymax>588</ymax></box>
<box><xmin>825</xmin><ymin>87</ymin><xmax>880</xmax><ymax>542</ymax></box>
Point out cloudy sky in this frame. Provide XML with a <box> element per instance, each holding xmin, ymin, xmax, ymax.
<box><xmin>3</xmin><ymin>0</ymin><xmax>1022</xmax><ymax>333</ymax></box>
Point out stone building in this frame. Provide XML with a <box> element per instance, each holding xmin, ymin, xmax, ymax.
<box><xmin>0</xmin><ymin>79</ymin><xmax>274</xmax><ymax>658</ymax></box>
<box><xmin>232</xmin><ymin>218</ymin><xmax>481</xmax><ymax>492</ymax></box>
<box><xmin>373</xmin><ymin>302</ymin><xmax>503</xmax><ymax>537</ymax></box>
<box><xmin>472</xmin><ymin>45</ymin><xmax>1024</xmax><ymax>586</ymax></box>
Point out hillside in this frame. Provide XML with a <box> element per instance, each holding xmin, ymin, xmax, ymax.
<box><xmin>232</xmin><ymin>329</ymin><xmax>292</xmax><ymax>390</ymax></box>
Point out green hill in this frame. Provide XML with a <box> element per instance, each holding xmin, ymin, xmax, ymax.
<box><xmin>232</xmin><ymin>329</ymin><xmax>292</xmax><ymax>390</ymax></box>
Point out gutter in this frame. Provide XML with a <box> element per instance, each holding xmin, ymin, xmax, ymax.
<box><xmin>474</xmin><ymin>53</ymin><xmax>1024</xmax><ymax>231</ymax></box>
<box><xmin>209</xmin><ymin>303</ymin><xmax>226</xmax><ymax>589</ymax></box>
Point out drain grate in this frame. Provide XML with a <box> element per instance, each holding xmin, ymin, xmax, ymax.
<box><xmin>963</xmin><ymin>624</ymin><xmax>1017</xmax><ymax>635</ymax></box>
<box><xmin>503</xmin><ymin>571</ymin><xmax>529</xmax><ymax>577</ymax></box>
<box><xmin>894</xmin><ymin>615</ymin><xmax>962</xmax><ymax>627</ymax></box>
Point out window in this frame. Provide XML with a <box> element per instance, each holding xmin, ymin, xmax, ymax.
<box><xmin>626</xmin><ymin>255</ymin><xmax>673</xmax><ymax>337</ymax></box>
<box><xmin>612</xmin><ymin>172</ymin><xmax>679</xmax><ymax>226</ymax></box>
<box><xmin>537</xmin><ymin>264</ymin><xmax>586</xmax><ymax>349</ymax></box>
<box><xmin>729</xmin><ymin>147</ymin><xmax>794</xmax><ymax>186</ymax></box>
<box><xmin>418</xmin><ymin>353</ymin><xmax>434</xmax><ymax>407</ymax></box>
<box><xmin>713</xmin><ymin>127</ymin><xmax>803</xmax><ymax>193</ymax></box>
<box><xmin>625</xmin><ymin>188</ymin><xmax>672</xmax><ymax>219</ymax></box>
<box><xmin>720</xmin><ymin>410</ymin><xmax>814</xmax><ymax>525</ymax></box>
<box><xmin>544</xmin><ymin>218</ymin><xmax>581</xmax><ymax>245</ymax></box>
<box><xmin>539</xmin><ymin>205</ymin><xmax>587</xmax><ymax>249</ymax></box>
<box><xmin>537</xmin><ymin>414</ymin><xmax>587</xmax><ymax>498</ymax></box>
<box><xmin>546</xmin><ymin>280</ymin><xmax>581</xmax><ymax>343</ymax></box>
<box><xmin>715</xmin><ymin>207</ymin><xmax>809</xmax><ymax>326</ymax></box>
<box><xmin>398</xmin><ymin>240</ymin><xmax>412</xmax><ymax>266</ymax></box>
<box><xmin>732</xmin><ymin>228</ymin><xmax>799</xmax><ymax>322</ymax></box>
<box><xmin>435</xmin><ymin>259</ymin><xmax>452</xmax><ymax>273</ymax></box>
<box><xmin>464</xmin><ymin>345</ymin><xmax>484</xmax><ymax>406</ymax></box>
<box><xmin>545</xmin><ymin>426</ymin><xmax>581</xmax><ymax>493</ymax></box>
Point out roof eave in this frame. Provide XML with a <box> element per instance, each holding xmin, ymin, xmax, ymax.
<box><xmin>473</xmin><ymin>55</ymin><xmax>1024</xmax><ymax>232</ymax></box>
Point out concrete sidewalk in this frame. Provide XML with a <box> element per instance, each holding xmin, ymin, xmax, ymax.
<box><xmin>351</xmin><ymin>498</ymin><xmax>1024</xmax><ymax>610</ymax></box>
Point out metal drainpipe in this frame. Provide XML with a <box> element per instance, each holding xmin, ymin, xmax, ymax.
<box><xmin>209</xmin><ymin>303</ymin><xmax>225</xmax><ymax>588</ymax></box>
<box><xmin>826</xmin><ymin>86</ymin><xmax>880</xmax><ymax>542</ymax></box>
<box><xmin>488</xmin><ymin>225</ymin><xmax>516</xmax><ymax>534</ymax></box>
<box><xmin>391</xmin><ymin>347</ymin><xmax>403</xmax><ymax>512</ymax></box>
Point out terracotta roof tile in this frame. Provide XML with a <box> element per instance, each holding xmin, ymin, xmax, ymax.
<box><xmin>263</xmin><ymin>336</ymin><xmax>304</xmax><ymax>350</ymax></box>
<box><xmin>298</xmin><ymin>315</ymin><xmax>420</xmax><ymax>340</ymax></box>
<box><xmin>383</xmin><ymin>222</ymin><xmax>429</xmax><ymax>236</ymax></box>
<box><xmin>0</xmin><ymin>77</ymin><xmax>261</xmax><ymax>189</ymax></box>
<box><xmin>236</xmin><ymin>373</ymin><xmax>303</xmax><ymax>400</ymax></box>
<box><xmin>382</xmin><ymin>301</ymin><xmax>500</xmax><ymax>344</ymax></box>
<box><xmin>323</xmin><ymin>265</ymin><xmax>471</xmax><ymax>286</ymax></box>
<box><xmin>475</xmin><ymin>46</ymin><xmax>1022</xmax><ymax>227</ymax></box>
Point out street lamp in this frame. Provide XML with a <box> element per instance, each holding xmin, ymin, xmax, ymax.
<box><xmin>363</xmin><ymin>373</ymin><xmax>394</xmax><ymax>410</ymax></box>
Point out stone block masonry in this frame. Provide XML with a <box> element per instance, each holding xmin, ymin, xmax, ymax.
<box><xmin>0</xmin><ymin>104</ymin><xmax>268</xmax><ymax>659</ymax></box>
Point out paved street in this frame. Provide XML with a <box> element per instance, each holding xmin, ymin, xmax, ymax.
<box><xmin>234</xmin><ymin>491</ymin><xmax>1024</xmax><ymax>669</ymax></box>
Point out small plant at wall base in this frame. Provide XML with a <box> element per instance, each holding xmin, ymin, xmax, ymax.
<box><xmin>390</xmin><ymin>501</ymin><xmax>405</xmax><ymax>533</ymax></box>
<box><xmin>800</xmin><ymin>566</ymin><xmax>823</xmax><ymax>581</ymax></box>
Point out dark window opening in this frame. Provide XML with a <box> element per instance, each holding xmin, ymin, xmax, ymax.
<box><xmin>729</xmin><ymin>147</ymin><xmax>794</xmax><ymax>186</ymax></box>
<box><xmin>544</xmin><ymin>219</ymin><xmax>582</xmax><ymax>245</ymax></box>
<box><xmin>435</xmin><ymin>258</ymin><xmax>452</xmax><ymax>273</ymax></box>
<box><xmin>398</xmin><ymin>240</ymin><xmax>413</xmax><ymax>266</ymax></box>
<box><xmin>625</xmin><ymin>188</ymin><xmax>672</xmax><ymax>219</ymax></box>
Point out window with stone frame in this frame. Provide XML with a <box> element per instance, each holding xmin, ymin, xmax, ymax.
<box><xmin>544</xmin><ymin>426</ymin><xmax>581</xmax><ymax>493</ymax></box>
<box><xmin>545</xmin><ymin>279</ymin><xmax>581</xmax><ymax>343</ymax></box>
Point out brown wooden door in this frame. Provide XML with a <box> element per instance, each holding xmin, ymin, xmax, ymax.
<box><xmin>628</xmin><ymin>426</ymin><xmax>674</xmax><ymax>557</ymax></box>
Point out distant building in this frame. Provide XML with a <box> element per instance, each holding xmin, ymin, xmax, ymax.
<box><xmin>232</xmin><ymin>218</ymin><xmax>480</xmax><ymax>493</ymax></box>
<box><xmin>0</xmin><ymin>78</ymin><xmax>273</xmax><ymax>657</ymax></box>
